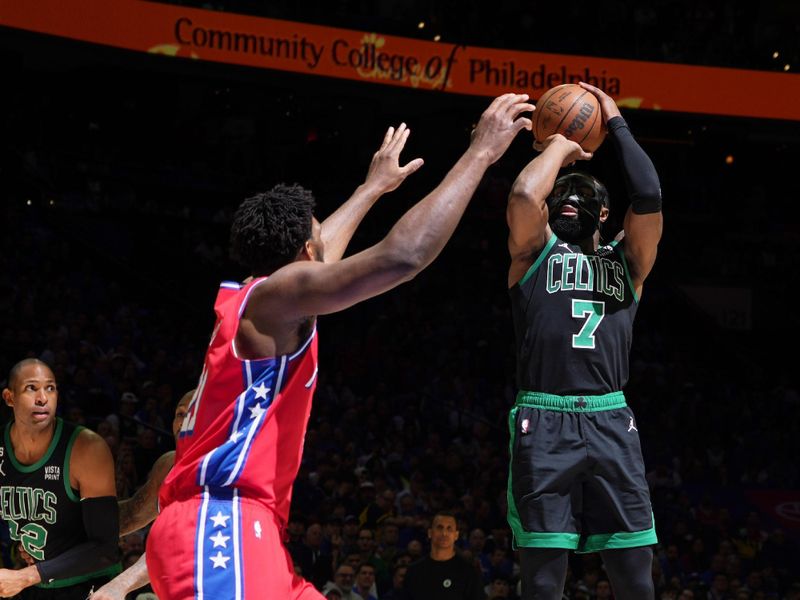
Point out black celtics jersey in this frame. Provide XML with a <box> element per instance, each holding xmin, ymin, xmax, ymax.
<box><xmin>0</xmin><ymin>418</ymin><xmax>88</xmax><ymax>564</ymax></box>
<box><xmin>510</xmin><ymin>234</ymin><xmax>638</xmax><ymax>395</ymax></box>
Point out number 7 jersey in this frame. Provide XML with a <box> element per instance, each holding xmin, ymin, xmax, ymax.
<box><xmin>509</xmin><ymin>235</ymin><xmax>638</xmax><ymax>396</ymax></box>
<box><xmin>159</xmin><ymin>278</ymin><xmax>319</xmax><ymax>524</ymax></box>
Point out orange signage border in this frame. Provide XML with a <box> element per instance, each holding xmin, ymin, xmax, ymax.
<box><xmin>2</xmin><ymin>0</ymin><xmax>799</xmax><ymax>121</ymax></box>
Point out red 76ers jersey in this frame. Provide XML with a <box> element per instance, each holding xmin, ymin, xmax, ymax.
<box><xmin>158</xmin><ymin>278</ymin><xmax>318</xmax><ymax>524</ymax></box>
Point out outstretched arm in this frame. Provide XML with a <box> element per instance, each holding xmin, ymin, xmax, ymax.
<box><xmin>250</xmin><ymin>93</ymin><xmax>534</xmax><ymax>322</ymax></box>
<box><xmin>319</xmin><ymin>124</ymin><xmax>424</xmax><ymax>262</ymax></box>
<box><xmin>118</xmin><ymin>450</ymin><xmax>174</xmax><ymax>536</ymax></box>
<box><xmin>506</xmin><ymin>134</ymin><xmax>592</xmax><ymax>287</ymax></box>
<box><xmin>579</xmin><ymin>81</ymin><xmax>663</xmax><ymax>294</ymax></box>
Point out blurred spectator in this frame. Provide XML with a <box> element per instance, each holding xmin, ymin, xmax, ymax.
<box><xmin>486</xmin><ymin>575</ymin><xmax>513</xmax><ymax>600</ymax></box>
<box><xmin>381</xmin><ymin>564</ymin><xmax>408</xmax><ymax>600</ymax></box>
<box><xmin>291</xmin><ymin>520</ymin><xmax>334</xmax><ymax>591</ymax></box>
<box><xmin>377</xmin><ymin>520</ymin><xmax>402</xmax><ymax>568</ymax></box>
<box><xmin>322</xmin><ymin>563</ymin><xmax>362</xmax><ymax>600</ymax></box>
<box><xmin>356</xmin><ymin>526</ymin><xmax>390</xmax><ymax>593</ymax></box>
<box><xmin>353</xmin><ymin>563</ymin><xmax>378</xmax><ymax>600</ymax></box>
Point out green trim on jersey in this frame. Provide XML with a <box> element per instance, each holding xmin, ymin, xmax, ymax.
<box><xmin>609</xmin><ymin>239</ymin><xmax>639</xmax><ymax>303</ymax></box>
<box><xmin>63</xmin><ymin>425</ymin><xmax>84</xmax><ymax>502</ymax></box>
<box><xmin>577</xmin><ymin>515</ymin><xmax>658</xmax><ymax>553</ymax></box>
<box><xmin>5</xmin><ymin>419</ymin><xmax>64</xmax><ymax>473</ymax></box>
<box><xmin>36</xmin><ymin>562</ymin><xmax>122</xmax><ymax>589</ymax></box>
<box><xmin>519</xmin><ymin>234</ymin><xmax>559</xmax><ymax>286</ymax></box>
<box><xmin>515</xmin><ymin>390</ymin><xmax>627</xmax><ymax>412</ymax></box>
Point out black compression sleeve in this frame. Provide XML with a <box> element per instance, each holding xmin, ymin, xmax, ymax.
<box><xmin>600</xmin><ymin>547</ymin><xmax>655</xmax><ymax>600</ymax></box>
<box><xmin>519</xmin><ymin>547</ymin><xmax>569</xmax><ymax>600</ymax></box>
<box><xmin>36</xmin><ymin>496</ymin><xmax>120</xmax><ymax>584</ymax></box>
<box><xmin>607</xmin><ymin>116</ymin><xmax>662</xmax><ymax>214</ymax></box>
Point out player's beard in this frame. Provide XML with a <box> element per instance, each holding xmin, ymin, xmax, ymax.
<box><xmin>549</xmin><ymin>207</ymin><xmax>599</xmax><ymax>243</ymax></box>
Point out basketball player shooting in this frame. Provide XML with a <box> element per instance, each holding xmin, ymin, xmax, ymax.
<box><xmin>504</xmin><ymin>81</ymin><xmax>663</xmax><ymax>600</ymax></box>
<box><xmin>145</xmin><ymin>93</ymin><xmax>534</xmax><ymax>600</ymax></box>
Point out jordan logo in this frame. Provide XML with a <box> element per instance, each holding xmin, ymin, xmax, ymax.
<box><xmin>628</xmin><ymin>417</ymin><xmax>638</xmax><ymax>432</ymax></box>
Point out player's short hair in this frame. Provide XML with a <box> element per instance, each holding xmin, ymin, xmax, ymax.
<box><xmin>230</xmin><ymin>183</ymin><xmax>315</xmax><ymax>276</ymax></box>
<box><xmin>6</xmin><ymin>358</ymin><xmax>53</xmax><ymax>389</ymax></box>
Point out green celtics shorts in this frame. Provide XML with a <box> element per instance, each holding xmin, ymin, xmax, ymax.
<box><xmin>506</xmin><ymin>391</ymin><xmax>657</xmax><ymax>553</ymax></box>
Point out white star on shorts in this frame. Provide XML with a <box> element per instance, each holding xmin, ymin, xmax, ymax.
<box><xmin>209</xmin><ymin>551</ymin><xmax>230</xmax><ymax>569</ymax></box>
<box><xmin>249</xmin><ymin>403</ymin><xmax>266</xmax><ymax>420</ymax></box>
<box><xmin>209</xmin><ymin>531</ymin><xmax>230</xmax><ymax>548</ymax></box>
<box><xmin>210</xmin><ymin>511</ymin><xmax>230</xmax><ymax>528</ymax></box>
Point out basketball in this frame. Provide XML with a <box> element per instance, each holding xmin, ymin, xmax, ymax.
<box><xmin>532</xmin><ymin>83</ymin><xmax>607</xmax><ymax>152</ymax></box>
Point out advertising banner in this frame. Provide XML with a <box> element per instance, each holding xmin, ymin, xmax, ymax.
<box><xmin>2</xmin><ymin>0</ymin><xmax>799</xmax><ymax>121</ymax></box>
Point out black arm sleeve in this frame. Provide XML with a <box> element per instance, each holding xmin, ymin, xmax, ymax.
<box><xmin>607</xmin><ymin>116</ymin><xmax>662</xmax><ymax>214</ymax></box>
<box><xmin>36</xmin><ymin>496</ymin><xmax>120</xmax><ymax>584</ymax></box>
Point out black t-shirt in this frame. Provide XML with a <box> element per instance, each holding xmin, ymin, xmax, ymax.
<box><xmin>403</xmin><ymin>555</ymin><xmax>485</xmax><ymax>600</ymax></box>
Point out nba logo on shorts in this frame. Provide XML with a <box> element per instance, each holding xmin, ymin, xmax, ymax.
<box><xmin>521</xmin><ymin>419</ymin><xmax>529</xmax><ymax>434</ymax></box>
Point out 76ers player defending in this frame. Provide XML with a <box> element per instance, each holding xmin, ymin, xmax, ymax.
<box><xmin>146</xmin><ymin>93</ymin><xmax>535</xmax><ymax>599</ymax></box>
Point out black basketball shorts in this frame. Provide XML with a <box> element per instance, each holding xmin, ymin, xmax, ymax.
<box><xmin>506</xmin><ymin>390</ymin><xmax>657</xmax><ymax>553</ymax></box>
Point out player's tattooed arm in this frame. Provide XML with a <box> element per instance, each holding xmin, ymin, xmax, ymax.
<box><xmin>118</xmin><ymin>451</ymin><xmax>174</xmax><ymax>536</ymax></box>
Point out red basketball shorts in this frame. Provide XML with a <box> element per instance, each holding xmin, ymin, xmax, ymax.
<box><xmin>146</xmin><ymin>488</ymin><xmax>323</xmax><ymax>600</ymax></box>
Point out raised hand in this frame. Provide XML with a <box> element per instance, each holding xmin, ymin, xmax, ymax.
<box><xmin>578</xmin><ymin>81</ymin><xmax>621</xmax><ymax>123</ymax></box>
<box><xmin>469</xmin><ymin>93</ymin><xmax>535</xmax><ymax>164</ymax></box>
<box><xmin>363</xmin><ymin>123</ymin><xmax>424</xmax><ymax>194</ymax></box>
<box><xmin>533</xmin><ymin>133</ymin><xmax>593</xmax><ymax>167</ymax></box>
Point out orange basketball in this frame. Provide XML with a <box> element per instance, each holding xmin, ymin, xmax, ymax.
<box><xmin>532</xmin><ymin>83</ymin><xmax>607</xmax><ymax>152</ymax></box>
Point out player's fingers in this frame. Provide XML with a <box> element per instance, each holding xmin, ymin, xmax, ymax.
<box><xmin>400</xmin><ymin>157</ymin><xmax>424</xmax><ymax>175</ymax></box>
<box><xmin>489</xmin><ymin>92</ymin><xmax>516</xmax><ymax>108</ymax></box>
<box><xmin>379</xmin><ymin>126</ymin><xmax>395</xmax><ymax>151</ymax></box>
<box><xmin>514</xmin><ymin>117</ymin><xmax>533</xmax><ymax>132</ymax></box>
<box><xmin>485</xmin><ymin>92</ymin><xmax>522</xmax><ymax>117</ymax></box>
<box><xmin>394</xmin><ymin>126</ymin><xmax>412</xmax><ymax>152</ymax></box>
<box><xmin>578</xmin><ymin>81</ymin><xmax>602</xmax><ymax>96</ymax></box>
<box><xmin>500</xmin><ymin>93</ymin><xmax>531</xmax><ymax>115</ymax></box>
<box><xmin>386</xmin><ymin>122</ymin><xmax>407</xmax><ymax>151</ymax></box>
<box><xmin>509</xmin><ymin>102</ymin><xmax>536</xmax><ymax>121</ymax></box>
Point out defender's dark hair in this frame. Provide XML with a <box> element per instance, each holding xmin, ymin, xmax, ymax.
<box><xmin>229</xmin><ymin>183</ymin><xmax>316</xmax><ymax>276</ymax></box>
